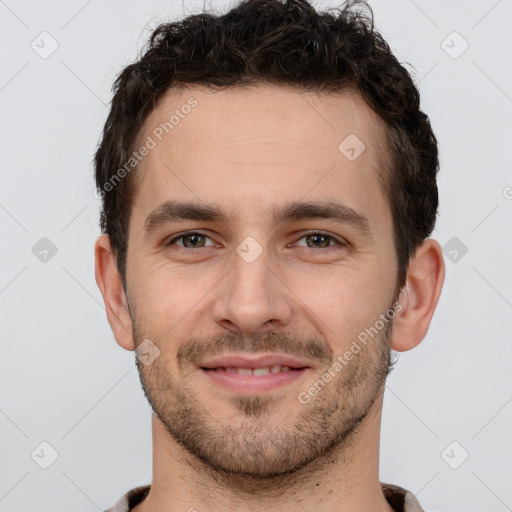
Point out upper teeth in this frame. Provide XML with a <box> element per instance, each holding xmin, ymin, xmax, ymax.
<box><xmin>217</xmin><ymin>365</ymin><xmax>292</xmax><ymax>375</ymax></box>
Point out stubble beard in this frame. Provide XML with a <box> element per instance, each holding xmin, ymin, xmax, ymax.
<box><xmin>132</xmin><ymin>309</ymin><xmax>394</xmax><ymax>487</ymax></box>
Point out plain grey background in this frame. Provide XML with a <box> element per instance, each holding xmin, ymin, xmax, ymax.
<box><xmin>1</xmin><ymin>1</ymin><xmax>511</xmax><ymax>510</ymax></box>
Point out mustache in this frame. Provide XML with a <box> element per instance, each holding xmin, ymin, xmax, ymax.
<box><xmin>176</xmin><ymin>331</ymin><xmax>332</xmax><ymax>370</ymax></box>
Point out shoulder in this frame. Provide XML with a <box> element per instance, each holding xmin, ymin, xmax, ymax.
<box><xmin>381</xmin><ymin>482</ymin><xmax>425</xmax><ymax>512</ymax></box>
<box><xmin>103</xmin><ymin>485</ymin><xmax>151</xmax><ymax>512</ymax></box>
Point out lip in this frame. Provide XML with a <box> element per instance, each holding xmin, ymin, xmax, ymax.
<box><xmin>200</xmin><ymin>366</ymin><xmax>311</xmax><ymax>393</ymax></box>
<box><xmin>198</xmin><ymin>353</ymin><xmax>313</xmax><ymax>393</ymax></box>
<box><xmin>198</xmin><ymin>353</ymin><xmax>313</xmax><ymax>370</ymax></box>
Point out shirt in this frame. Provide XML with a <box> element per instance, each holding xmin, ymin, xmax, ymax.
<box><xmin>103</xmin><ymin>482</ymin><xmax>425</xmax><ymax>511</ymax></box>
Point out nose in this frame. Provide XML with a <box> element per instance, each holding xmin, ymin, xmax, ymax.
<box><xmin>212</xmin><ymin>248</ymin><xmax>293</xmax><ymax>335</ymax></box>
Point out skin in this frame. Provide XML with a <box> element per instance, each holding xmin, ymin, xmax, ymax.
<box><xmin>95</xmin><ymin>84</ymin><xmax>445</xmax><ymax>512</ymax></box>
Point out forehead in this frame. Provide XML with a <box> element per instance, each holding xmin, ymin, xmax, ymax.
<box><xmin>130</xmin><ymin>84</ymin><xmax>391</xmax><ymax>233</ymax></box>
<box><xmin>137</xmin><ymin>83</ymin><xmax>386</xmax><ymax>156</ymax></box>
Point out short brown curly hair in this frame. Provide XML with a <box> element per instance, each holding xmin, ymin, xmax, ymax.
<box><xmin>94</xmin><ymin>0</ymin><xmax>439</xmax><ymax>294</ymax></box>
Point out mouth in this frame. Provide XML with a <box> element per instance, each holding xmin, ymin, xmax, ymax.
<box><xmin>198</xmin><ymin>354</ymin><xmax>313</xmax><ymax>393</ymax></box>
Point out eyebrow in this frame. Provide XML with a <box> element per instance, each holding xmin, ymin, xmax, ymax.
<box><xmin>143</xmin><ymin>199</ymin><xmax>371</xmax><ymax>237</ymax></box>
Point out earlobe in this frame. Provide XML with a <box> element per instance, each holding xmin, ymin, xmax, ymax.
<box><xmin>390</xmin><ymin>238</ymin><xmax>445</xmax><ymax>352</ymax></box>
<box><xmin>94</xmin><ymin>234</ymin><xmax>135</xmax><ymax>351</ymax></box>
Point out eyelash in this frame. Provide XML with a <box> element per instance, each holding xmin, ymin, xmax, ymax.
<box><xmin>164</xmin><ymin>230</ymin><xmax>347</xmax><ymax>251</ymax></box>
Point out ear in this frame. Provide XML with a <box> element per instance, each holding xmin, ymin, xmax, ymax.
<box><xmin>94</xmin><ymin>234</ymin><xmax>135</xmax><ymax>351</ymax></box>
<box><xmin>390</xmin><ymin>238</ymin><xmax>445</xmax><ymax>352</ymax></box>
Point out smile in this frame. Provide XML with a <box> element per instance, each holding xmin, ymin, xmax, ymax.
<box><xmin>200</xmin><ymin>365</ymin><xmax>310</xmax><ymax>392</ymax></box>
<box><xmin>207</xmin><ymin>365</ymin><xmax>295</xmax><ymax>375</ymax></box>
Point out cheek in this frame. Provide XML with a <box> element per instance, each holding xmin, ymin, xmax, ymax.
<box><xmin>130</xmin><ymin>264</ymin><xmax>209</xmax><ymax>332</ymax></box>
<box><xmin>286</xmin><ymin>265</ymin><xmax>379</xmax><ymax>337</ymax></box>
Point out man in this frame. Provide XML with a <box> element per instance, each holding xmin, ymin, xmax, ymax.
<box><xmin>94</xmin><ymin>0</ymin><xmax>445</xmax><ymax>510</ymax></box>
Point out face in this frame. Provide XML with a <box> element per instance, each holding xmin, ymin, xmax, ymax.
<box><xmin>124</xmin><ymin>84</ymin><xmax>400</xmax><ymax>477</ymax></box>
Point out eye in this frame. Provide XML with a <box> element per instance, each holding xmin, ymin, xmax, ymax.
<box><xmin>165</xmin><ymin>231</ymin><xmax>216</xmax><ymax>249</ymax></box>
<box><xmin>294</xmin><ymin>231</ymin><xmax>347</xmax><ymax>250</ymax></box>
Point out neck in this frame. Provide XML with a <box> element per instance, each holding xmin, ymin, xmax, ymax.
<box><xmin>133</xmin><ymin>388</ymin><xmax>394</xmax><ymax>512</ymax></box>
